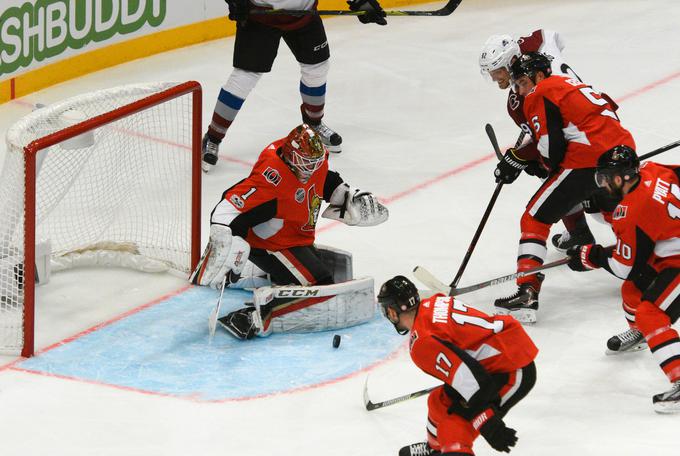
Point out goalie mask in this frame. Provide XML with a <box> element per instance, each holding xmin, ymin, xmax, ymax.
<box><xmin>378</xmin><ymin>275</ymin><xmax>420</xmax><ymax>335</ymax></box>
<box><xmin>282</xmin><ymin>124</ymin><xmax>327</xmax><ymax>183</ymax></box>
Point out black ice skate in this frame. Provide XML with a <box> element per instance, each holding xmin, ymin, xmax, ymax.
<box><xmin>399</xmin><ymin>442</ymin><xmax>439</xmax><ymax>456</ymax></box>
<box><xmin>201</xmin><ymin>133</ymin><xmax>220</xmax><ymax>173</ymax></box>
<box><xmin>653</xmin><ymin>381</ymin><xmax>680</xmax><ymax>414</ymax></box>
<box><xmin>310</xmin><ymin>122</ymin><xmax>342</xmax><ymax>153</ymax></box>
<box><xmin>494</xmin><ymin>274</ymin><xmax>544</xmax><ymax>324</ymax></box>
<box><xmin>218</xmin><ymin>307</ymin><xmax>259</xmax><ymax>340</ymax></box>
<box><xmin>551</xmin><ymin>225</ymin><xmax>595</xmax><ymax>253</ymax></box>
<box><xmin>606</xmin><ymin>328</ymin><xmax>648</xmax><ymax>355</ymax></box>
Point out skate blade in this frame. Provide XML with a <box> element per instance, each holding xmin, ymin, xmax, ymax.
<box><xmin>654</xmin><ymin>400</ymin><xmax>680</xmax><ymax>414</ymax></box>
<box><xmin>605</xmin><ymin>343</ymin><xmax>648</xmax><ymax>356</ymax></box>
<box><xmin>201</xmin><ymin>161</ymin><xmax>215</xmax><ymax>173</ymax></box>
<box><xmin>494</xmin><ymin>306</ymin><xmax>537</xmax><ymax>324</ymax></box>
<box><xmin>324</xmin><ymin>143</ymin><xmax>342</xmax><ymax>153</ymax></box>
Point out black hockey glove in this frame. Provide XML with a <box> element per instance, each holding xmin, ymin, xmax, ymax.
<box><xmin>494</xmin><ymin>149</ymin><xmax>527</xmax><ymax>184</ymax></box>
<box><xmin>472</xmin><ymin>408</ymin><xmax>517</xmax><ymax>453</ymax></box>
<box><xmin>524</xmin><ymin>160</ymin><xmax>549</xmax><ymax>179</ymax></box>
<box><xmin>347</xmin><ymin>0</ymin><xmax>387</xmax><ymax>26</ymax></box>
<box><xmin>567</xmin><ymin>244</ymin><xmax>606</xmax><ymax>272</ymax></box>
<box><xmin>225</xmin><ymin>0</ymin><xmax>250</xmax><ymax>22</ymax></box>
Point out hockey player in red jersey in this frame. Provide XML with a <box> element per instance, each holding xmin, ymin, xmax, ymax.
<box><xmin>479</xmin><ymin>30</ymin><xmax>596</xmax><ymax>253</ymax></box>
<box><xmin>191</xmin><ymin>124</ymin><xmax>388</xmax><ymax>339</ymax></box>
<box><xmin>201</xmin><ymin>0</ymin><xmax>386</xmax><ymax>171</ymax></box>
<box><xmin>491</xmin><ymin>52</ymin><xmax>635</xmax><ymax>324</ymax></box>
<box><xmin>567</xmin><ymin>146</ymin><xmax>680</xmax><ymax>413</ymax></box>
<box><xmin>378</xmin><ymin>276</ymin><xmax>537</xmax><ymax>455</ymax></box>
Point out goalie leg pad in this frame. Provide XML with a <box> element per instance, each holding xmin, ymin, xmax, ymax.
<box><xmin>253</xmin><ymin>277</ymin><xmax>375</xmax><ymax>335</ymax></box>
<box><xmin>315</xmin><ymin>244</ymin><xmax>353</xmax><ymax>283</ymax></box>
<box><xmin>190</xmin><ymin>225</ymin><xmax>250</xmax><ymax>288</ymax></box>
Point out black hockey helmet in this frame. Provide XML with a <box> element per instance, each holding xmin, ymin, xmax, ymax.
<box><xmin>510</xmin><ymin>51</ymin><xmax>553</xmax><ymax>82</ymax></box>
<box><xmin>378</xmin><ymin>275</ymin><xmax>420</xmax><ymax>335</ymax></box>
<box><xmin>595</xmin><ymin>145</ymin><xmax>640</xmax><ymax>188</ymax></box>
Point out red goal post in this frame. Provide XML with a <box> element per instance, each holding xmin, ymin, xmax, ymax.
<box><xmin>1</xmin><ymin>81</ymin><xmax>202</xmax><ymax>357</ymax></box>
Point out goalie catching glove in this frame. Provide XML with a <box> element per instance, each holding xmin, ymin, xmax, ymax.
<box><xmin>322</xmin><ymin>184</ymin><xmax>389</xmax><ymax>226</ymax></box>
<box><xmin>190</xmin><ymin>224</ymin><xmax>250</xmax><ymax>288</ymax></box>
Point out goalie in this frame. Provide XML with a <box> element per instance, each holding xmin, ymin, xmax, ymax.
<box><xmin>190</xmin><ymin>124</ymin><xmax>388</xmax><ymax>339</ymax></box>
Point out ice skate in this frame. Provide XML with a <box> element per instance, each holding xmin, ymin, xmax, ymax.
<box><xmin>399</xmin><ymin>442</ymin><xmax>439</xmax><ymax>456</ymax></box>
<box><xmin>605</xmin><ymin>328</ymin><xmax>647</xmax><ymax>355</ymax></box>
<box><xmin>653</xmin><ymin>381</ymin><xmax>680</xmax><ymax>414</ymax></box>
<box><xmin>218</xmin><ymin>307</ymin><xmax>259</xmax><ymax>340</ymax></box>
<box><xmin>494</xmin><ymin>274</ymin><xmax>544</xmax><ymax>324</ymax></box>
<box><xmin>551</xmin><ymin>225</ymin><xmax>595</xmax><ymax>253</ymax></box>
<box><xmin>310</xmin><ymin>122</ymin><xmax>342</xmax><ymax>153</ymax></box>
<box><xmin>201</xmin><ymin>133</ymin><xmax>220</xmax><ymax>173</ymax></box>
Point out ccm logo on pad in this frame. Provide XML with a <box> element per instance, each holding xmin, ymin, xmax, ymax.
<box><xmin>277</xmin><ymin>290</ymin><xmax>320</xmax><ymax>297</ymax></box>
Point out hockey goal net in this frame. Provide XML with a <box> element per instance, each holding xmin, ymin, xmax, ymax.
<box><xmin>1</xmin><ymin>81</ymin><xmax>202</xmax><ymax>357</ymax></box>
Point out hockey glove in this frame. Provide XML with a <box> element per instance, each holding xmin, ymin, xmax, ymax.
<box><xmin>347</xmin><ymin>0</ymin><xmax>387</xmax><ymax>26</ymax></box>
<box><xmin>567</xmin><ymin>244</ymin><xmax>604</xmax><ymax>272</ymax></box>
<box><xmin>472</xmin><ymin>408</ymin><xmax>517</xmax><ymax>453</ymax></box>
<box><xmin>225</xmin><ymin>0</ymin><xmax>250</xmax><ymax>22</ymax></box>
<box><xmin>524</xmin><ymin>160</ymin><xmax>549</xmax><ymax>179</ymax></box>
<box><xmin>494</xmin><ymin>149</ymin><xmax>527</xmax><ymax>184</ymax></box>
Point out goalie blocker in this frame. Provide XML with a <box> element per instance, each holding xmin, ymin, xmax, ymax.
<box><xmin>218</xmin><ymin>277</ymin><xmax>376</xmax><ymax>339</ymax></box>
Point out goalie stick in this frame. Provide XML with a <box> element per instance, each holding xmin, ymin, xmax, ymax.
<box><xmin>363</xmin><ymin>377</ymin><xmax>437</xmax><ymax>411</ymax></box>
<box><xmin>208</xmin><ymin>275</ymin><xmax>228</xmax><ymax>340</ymax></box>
<box><xmin>414</xmin><ymin>257</ymin><xmax>570</xmax><ymax>297</ymax></box>
<box><xmin>449</xmin><ymin>125</ymin><xmax>526</xmax><ymax>290</ymax></box>
<box><xmin>249</xmin><ymin>0</ymin><xmax>462</xmax><ymax>17</ymax></box>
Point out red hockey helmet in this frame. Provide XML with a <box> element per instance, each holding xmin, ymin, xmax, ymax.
<box><xmin>281</xmin><ymin>124</ymin><xmax>326</xmax><ymax>182</ymax></box>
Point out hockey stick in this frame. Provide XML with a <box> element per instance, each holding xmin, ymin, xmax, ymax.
<box><xmin>639</xmin><ymin>139</ymin><xmax>680</xmax><ymax>161</ymax></box>
<box><xmin>249</xmin><ymin>0</ymin><xmax>462</xmax><ymax>17</ymax></box>
<box><xmin>448</xmin><ymin>126</ymin><xmax>526</xmax><ymax>289</ymax></box>
<box><xmin>363</xmin><ymin>377</ymin><xmax>438</xmax><ymax>411</ymax></box>
<box><xmin>414</xmin><ymin>257</ymin><xmax>570</xmax><ymax>297</ymax></box>
<box><xmin>208</xmin><ymin>275</ymin><xmax>228</xmax><ymax>340</ymax></box>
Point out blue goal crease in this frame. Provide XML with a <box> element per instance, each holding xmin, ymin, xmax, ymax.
<box><xmin>19</xmin><ymin>286</ymin><xmax>403</xmax><ymax>401</ymax></box>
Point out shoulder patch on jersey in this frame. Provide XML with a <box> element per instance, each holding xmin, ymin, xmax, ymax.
<box><xmin>262</xmin><ymin>167</ymin><xmax>282</xmax><ymax>186</ymax></box>
<box><xmin>229</xmin><ymin>194</ymin><xmax>245</xmax><ymax>209</ymax></box>
<box><xmin>409</xmin><ymin>330</ymin><xmax>419</xmax><ymax>351</ymax></box>
<box><xmin>295</xmin><ymin>188</ymin><xmax>305</xmax><ymax>203</ymax></box>
<box><xmin>612</xmin><ymin>205</ymin><xmax>627</xmax><ymax>220</ymax></box>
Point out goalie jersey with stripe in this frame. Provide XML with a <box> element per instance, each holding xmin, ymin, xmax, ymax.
<box><xmin>212</xmin><ymin>138</ymin><xmax>344</xmax><ymax>251</ymax></box>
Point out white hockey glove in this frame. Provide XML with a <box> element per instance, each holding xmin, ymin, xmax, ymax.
<box><xmin>189</xmin><ymin>225</ymin><xmax>250</xmax><ymax>289</ymax></box>
<box><xmin>322</xmin><ymin>184</ymin><xmax>389</xmax><ymax>226</ymax></box>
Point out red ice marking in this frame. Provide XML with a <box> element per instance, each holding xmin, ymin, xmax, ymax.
<box><xmin>7</xmin><ymin>334</ymin><xmax>408</xmax><ymax>404</ymax></box>
<box><xmin>614</xmin><ymin>70</ymin><xmax>680</xmax><ymax>104</ymax></box>
<box><xmin>0</xmin><ymin>285</ymin><xmax>191</xmax><ymax>372</ymax></box>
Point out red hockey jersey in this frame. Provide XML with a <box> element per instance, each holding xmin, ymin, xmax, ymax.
<box><xmin>214</xmin><ymin>138</ymin><xmax>342</xmax><ymax>251</ymax></box>
<box><xmin>523</xmin><ymin>75</ymin><xmax>635</xmax><ymax>170</ymax></box>
<box><xmin>409</xmin><ymin>295</ymin><xmax>538</xmax><ymax>401</ymax></box>
<box><xmin>607</xmin><ymin>162</ymin><xmax>680</xmax><ymax>279</ymax></box>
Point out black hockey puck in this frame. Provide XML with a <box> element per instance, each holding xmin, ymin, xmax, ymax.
<box><xmin>332</xmin><ymin>334</ymin><xmax>341</xmax><ymax>348</ymax></box>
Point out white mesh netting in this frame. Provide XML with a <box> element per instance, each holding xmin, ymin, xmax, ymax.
<box><xmin>0</xmin><ymin>82</ymin><xmax>198</xmax><ymax>355</ymax></box>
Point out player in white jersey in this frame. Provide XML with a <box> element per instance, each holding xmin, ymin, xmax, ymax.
<box><xmin>200</xmin><ymin>0</ymin><xmax>386</xmax><ymax>171</ymax></box>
